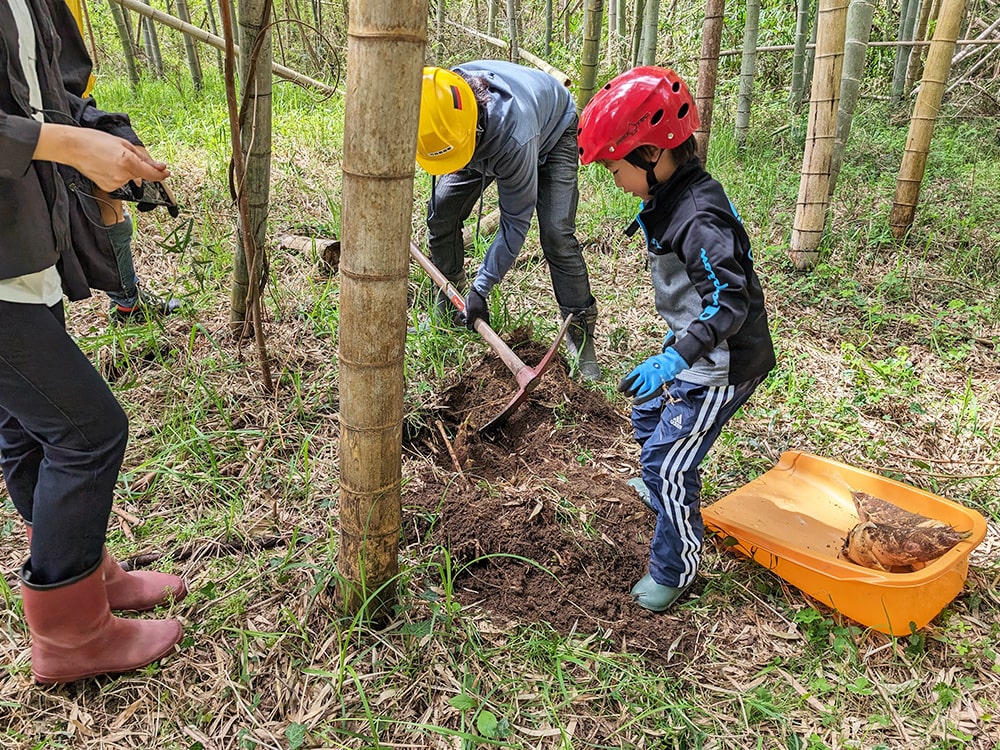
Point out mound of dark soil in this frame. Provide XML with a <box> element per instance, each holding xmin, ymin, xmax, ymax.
<box><xmin>404</xmin><ymin>330</ymin><xmax>703</xmax><ymax>664</ymax></box>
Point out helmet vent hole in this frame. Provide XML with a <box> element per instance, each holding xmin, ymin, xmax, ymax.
<box><xmin>677</xmin><ymin>103</ymin><xmax>689</xmax><ymax>120</ymax></box>
<box><xmin>672</xmin><ymin>81</ymin><xmax>681</xmax><ymax>93</ymax></box>
<box><xmin>650</xmin><ymin>109</ymin><xmax>664</xmax><ymax>126</ymax></box>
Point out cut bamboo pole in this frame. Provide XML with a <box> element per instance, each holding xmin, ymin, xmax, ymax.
<box><xmin>789</xmin><ymin>0</ymin><xmax>848</xmax><ymax>271</ymax></box>
<box><xmin>337</xmin><ymin>0</ymin><xmax>427</xmax><ymax>621</ymax></box>
<box><xmin>889</xmin><ymin>0</ymin><xmax>969</xmax><ymax>238</ymax></box>
<box><xmin>695</xmin><ymin>0</ymin><xmax>725</xmax><ymax>163</ymax></box>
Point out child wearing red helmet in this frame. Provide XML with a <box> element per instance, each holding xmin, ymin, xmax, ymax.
<box><xmin>578</xmin><ymin>67</ymin><xmax>775</xmax><ymax>612</ymax></box>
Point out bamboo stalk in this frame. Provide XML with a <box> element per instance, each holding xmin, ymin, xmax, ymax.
<box><xmin>735</xmin><ymin>0</ymin><xmax>761</xmax><ymax>150</ymax></box>
<box><xmin>337</xmin><ymin>0</ymin><xmax>427</xmax><ymax>621</ymax></box>
<box><xmin>829</xmin><ymin>0</ymin><xmax>875</xmax><ymax>195</ymax></box>
<box><xmin>890</xmin><ymin>0</ymin><xmax>920</xmax><ymax>104</ymax></box>
<box><xmin>695</xmin><ymin>0</ymin><xmax>725</xmax><ymax>163</ymax></box>
<box><xmin>889</xmin><ymin>0</ymin><xmax>969</xmax><ymax>237</ymax></box>
<box><xmin>578</xmin><ymin>0</ymin><xmax>604</xmax><ymax>108</ymax></box>
<box><xmin>789</xmin><ymin>0</ymin><xmax>849</xmax><ymax>270</ymax></box>
<box><xmin>788</xmin><ymin>0</ymin><xmax>810</xmax><ymax>110</ymax></box>
<box><xmin>904</xmin><ymin>0</ymin><xmax>935</xmax><ymax>90</ymax></box>
<box><xmin>640</xmin><ymin>0</ymin><xmax>660</xmax><ymax>65</ymax></box>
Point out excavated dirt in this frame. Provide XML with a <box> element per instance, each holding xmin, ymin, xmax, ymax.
<box><xmin>403</xmin><ymin>328</ymin><xmax>706</xmax><ymax>664</ymax></box>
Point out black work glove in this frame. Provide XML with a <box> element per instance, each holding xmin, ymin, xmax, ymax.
<box><xmin>464</xmin><ymin>288</ymin><xmax>489</xmax><ymax>331</ymax></box>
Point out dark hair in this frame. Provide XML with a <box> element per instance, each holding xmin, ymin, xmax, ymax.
<box><xmin>671</xmin><ymin>134</ymin><xmax>700</xmax><ymax>166</ymax></box>
<box><xmin>461</xmin><ymin>74</ymin><xmax>491</xmax><ymax>135</ymax></box>
<box><xmin>629</xmin><ymin>135</ymin><xmax>700</xmax><ymax>169</ymax></box>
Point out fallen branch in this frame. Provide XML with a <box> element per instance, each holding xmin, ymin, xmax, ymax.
<box><xmin>121</xmin><ymin>535</ymin><xmax>286</xmax><ymax>570</ymax></box>
<box><xmin>445</xmin><ymin>21</ymin><xmax>571</xmax><ymax>87</ymax></box>
<box><xmin>108</xmin><ymin>0</ymin><xmax>337</xmax><ymax>95</ymax></box>
<box><xmin>435</xmin><ymin>419</ymin><xmax>470</xmax><ymax>485</ymax></box>
<box><xmin>277</xmin><ymin>232</ymin><xmax>341</xmax><ymax>273</ymax></box>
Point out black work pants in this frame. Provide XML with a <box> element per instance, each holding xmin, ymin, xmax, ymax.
<box><xmin>0</xmin><ymin>299</ymin><xmax>127</xmax><ymax>585</ymax></box>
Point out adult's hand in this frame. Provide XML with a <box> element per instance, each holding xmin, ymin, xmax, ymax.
<box><xmin>464</xmin><ymin>288</ymin><xmax>489</xmax><ymax>331</ymax></box>
<box><xmin>34</xmin><ymin>124</ymin><xmax>169</xmax><ymax>192</ymax></box>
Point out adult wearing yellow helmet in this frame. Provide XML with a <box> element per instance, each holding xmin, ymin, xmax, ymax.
<box><xmin>417</xmin><ymin>60</ymin><xmax>600</xmax><ymax>381</ymax></box>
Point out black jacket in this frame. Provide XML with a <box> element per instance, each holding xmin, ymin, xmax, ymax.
<box><xmin>0</xmin><ymin>0</ymin><xmax>139</xmax><ymax>298</ymax></box>
<box><xmin>630</xmin><ymin>160</ymin><xmax>776</xmax><ymax>386</ymax></box>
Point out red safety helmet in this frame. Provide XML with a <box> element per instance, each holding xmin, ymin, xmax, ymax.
<box><xmin>577</xmin><ymin>66</ymin><xmax>700</xmax><ymax>165</ymax></box>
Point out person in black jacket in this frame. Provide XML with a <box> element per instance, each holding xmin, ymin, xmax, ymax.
<box><xmin>1</xmin><ymin>0</ymin><xmax>186</xmax><ymax>684</ymax></box>
<box><xmin>61</xmin><ymin>0</ymin><xmax>181</xmax><ymax>323</ymax></box>
<box><xmin>578</xmin><ymin>67</ymin><xmax>776</xmax><ymax>612</ymax></box>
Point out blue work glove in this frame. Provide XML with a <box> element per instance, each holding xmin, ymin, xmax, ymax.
<box><xmin>464</xmin><ymin>288</ymin><xmax>489</xmax><ymax>331</ymax></box>
<box><xmin>618</xmin><ymin>347</ymin><xmax>688</xmax><ymax>404</ymax></box>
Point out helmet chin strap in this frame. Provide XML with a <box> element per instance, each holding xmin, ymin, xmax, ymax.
<box><xmin>624</xmin><ymin>149</ymin><xmax>664</xmax><ymax>190</ymax></box>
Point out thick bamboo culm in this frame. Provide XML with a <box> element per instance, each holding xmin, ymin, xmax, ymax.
<box><xmin>337</xmin><ymin>0</ymin><xmax>427</xmax><ymax>620</ymax></box>
<box><xmin>889</xmin><ymin>0</ymin><xmax>969</xmax><ymax>237</ymax></box>
<box><xmin>789</xmin><ymin>0</ymin><xmax>849</xmax><ymax>270</ymax></box>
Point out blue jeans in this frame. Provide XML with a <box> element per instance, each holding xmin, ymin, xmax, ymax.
<box><xmin>0</xmin><ymin>300</ymin><xmax>127</xmax><ymax>585</ymax></box>
<box><xmin>426</xmin><ymin>119</ymin><xmax>594</xmax><ymax>312</ymax></box>
<box><xmin>105</xmin><ymin>213</ymin><xmax>140</xmax><ymax>309</ymax></box>
<box><xmin>632</xmin><ymin>376</ymin><xmax>765</xmax><ymax>588</ymax></box>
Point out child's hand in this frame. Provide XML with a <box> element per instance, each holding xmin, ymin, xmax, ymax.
<box><xmin>618</xmin><ymin>348</ymin><xmax>688</xmax><ymax>404</ymax></box>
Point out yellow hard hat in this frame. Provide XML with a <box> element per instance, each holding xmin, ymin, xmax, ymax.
<box><xmin>417</xmin><ymin>67</ymin><xmax>478</xmax><ymax>175</ymax></box>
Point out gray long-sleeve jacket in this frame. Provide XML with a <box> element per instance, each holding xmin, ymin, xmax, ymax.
<box><xmin>453</xmin><ymin>60</ymin><xmax>577</xmax><ymax>295</ymax></box>
<box><xmin>1</xmin><ymin>0</ymin><xmax>138</xmax><ymax>295</ymax></box>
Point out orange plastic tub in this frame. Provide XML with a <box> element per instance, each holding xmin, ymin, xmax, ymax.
<box><xmin>702</xmin><ymin>450</ymin><xmax>987</xmax><ymax>635</ymax></box>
